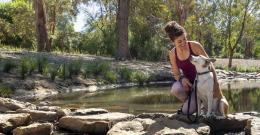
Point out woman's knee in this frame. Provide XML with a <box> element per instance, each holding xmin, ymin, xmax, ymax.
<box><xmin>170</xmin><ymin>81</ymin><xmax>187</xmax><ymax>101</ymax></box>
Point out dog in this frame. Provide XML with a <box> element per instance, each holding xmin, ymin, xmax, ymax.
<box><xmin>190</xmin><ymin>55</ymin><xmax>229</xmax><ymax>118</ymax></box>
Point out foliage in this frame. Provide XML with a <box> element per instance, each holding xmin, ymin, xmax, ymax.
<box><xmin>3</xmin><ymin>60</ymin><xmax>17</xmax><ymax>73</ymax></box>
<box><xmin>67</xmin><ymin>59</ymin><xmax>82</xmax><ymax>78</ymax></box>
<box><xmin>20</xmin><ymin>57</ymin><xmax>31</xmax><ymax>79</ymax></box>
<box><xmin>37</xmin><ymin>57</ymin><xmax>48</xmax><ymax>74</ymax></box>
<box><xmin>132</xmin><ymin>71</ymin><xmax>150</xmax><ymax>85</ymax></box>
<box><xmin>104</xmin><ymin>71</ymin><xmax>118</xmax><ymax>83</ymax></box>
<box><xmin>58</xmin><ymin>63</ymin><xmax>67</xmax><ymax>80</ymax></box>
<box><xmin>119</xmin><ymin>67</ymin><xmax>134</xmax><ymax>82</ymax></box>
<box><xmin>48</xmin><ymin>63</ymin><xmax>59</xmax><ymax>81</ymax></box>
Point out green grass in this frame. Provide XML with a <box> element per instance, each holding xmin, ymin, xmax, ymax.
<box><xmin>216</xmin><ymin>65</ymin><xmax>260</xmax><ymax>73</ymax></box>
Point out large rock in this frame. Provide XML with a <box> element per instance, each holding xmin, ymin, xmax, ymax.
<box><xmin>13</xmin><ymin>123</ymin><xmax>53</xmax><ymax>135</ymax></box>
<box><xmin>58</xmin><ymin>112</ymin><xmax>134</xmax><ymax>134</ymax></box>
<box><xmin>0</xmin><ymin>97</ymin><xmax>36</xmax><ymax>112</ymax></box>
<box><xmin>107</xmin><ymin>120</ymin><xmax>145</xmax><ymax>135</ymax></box>
<box><xmin>16</xmin><ymin>109</ymin><xmax>58</xmax><ymax>122</ymax></box>
<box><xmin>0</xmin><ymin>113</ymin><xmax>31</xmax><ymax>134</ymax></box>
<box><xmin>107</xmin><ymin>117</ymin><xmax>210</xmax><ymax>135</ymax></box>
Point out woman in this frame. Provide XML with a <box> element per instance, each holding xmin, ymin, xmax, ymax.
<box><xmin>164</xmin><ymin>21</ymin><xmax>221</xmax><ymax>114</ymax></box>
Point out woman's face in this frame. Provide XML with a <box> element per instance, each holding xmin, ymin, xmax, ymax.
<box><xmin>174</xmin><ymin>34</ymin><xmax>187</xmax><ymax>48</ymax></box>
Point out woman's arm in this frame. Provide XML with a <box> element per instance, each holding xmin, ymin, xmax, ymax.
<box><xmin>168</xmin><ymin>49</ymin><xmax>181</xmax><ymax>81</ymax></box>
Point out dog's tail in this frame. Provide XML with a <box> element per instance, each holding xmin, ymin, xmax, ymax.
<box><xmin>220</xmin><ymin>98</ymin><xmax>229</xmax><ymax>116</ymax></box>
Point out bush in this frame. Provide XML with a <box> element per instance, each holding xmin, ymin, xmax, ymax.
<box><xmin>28</xmin><ymin>58</ymin><xmax>37</xmax><ymax>75</ymax></box>
<box><xmin>48</xmin><ymin>63</ymin><xmax>59</xmax><ymax>81</ymax></box>
<box><xmin>58</xmin><ymin>63</ymin><xmax>67</xmax><ymax>80</ymax></box>
<box><xmin>96</xmin><ymin>62</ymin><xmax>111</xmax><ymax>76</ymax></box>
<box><xmin>67</xmin><ymin>59</ymin><xmax>82</xmax><ymax>78</ymax></box>
<box><xmin>132</xmin><ymin>71</ymin><xmax>150</xmax><ymax>85</ymax></box>
<box><xmin>83</xmin><ymin>62</ymin><xmax>97</xmax><ymax>78</ymax></box>
<box><xmin>104</xmin><ymin>71</ymin><xmax>118</xmax><ymax>83</ymax></box>
<box><xmin>119</xmin><ymin>67</ymin><xmax>134</xmax><ymax>82</ymax></box>
<box><xmin>20</xmin><ymin>57</ymin><xmax>31</xmax><ymax>79</ymax></box>
<box><xmin>3</xmin><ymin>60</ymin><xmax>17</xmax><ymax>73</ymax></box>
<box><xmin>37</xmin><ymin>57</ymin><xmax>48</xmax><ymax>74</ymax></box>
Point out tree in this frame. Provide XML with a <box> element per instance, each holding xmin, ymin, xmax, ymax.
<box><xmin>116</xmin><ymin>0</ymin><xmax>131</xmax><ymax>60</ymax></box>
<box><xmin>34</xmin><ymin>0</ymin><xmax>49</xmax><ymax>52</ymax></box>
<box><xmin>224</xmin><ymin>0</ymin><xmax>250</xmax><ymax>67</ymax></box>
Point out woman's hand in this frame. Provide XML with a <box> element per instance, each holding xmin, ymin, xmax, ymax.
<box><xmin>181</xmin><ymin>77</ymin><xmax>192</xmax><ymax>92</ymax></box>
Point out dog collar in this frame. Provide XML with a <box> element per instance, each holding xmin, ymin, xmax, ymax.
<box><xmin>196</xmin><ymin>70</ymin><xmax>212</xmax><ymax>75</ymax></box>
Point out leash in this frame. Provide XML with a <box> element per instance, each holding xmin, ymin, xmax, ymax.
<box><xmin>187</xmin><ymin>70</ymin><xmax>212</xmax><ymax>123</ymax></box>
<box><xmin>187</xmin><ymin>75</ymin><xmax>198</xmax><ymax>123</ymax></box>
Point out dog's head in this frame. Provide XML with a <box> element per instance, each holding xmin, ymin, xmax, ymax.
<box><xmin>190</xmin><ymin>55</ymin><xmax>216</xmax><ymax>72</ymax></box>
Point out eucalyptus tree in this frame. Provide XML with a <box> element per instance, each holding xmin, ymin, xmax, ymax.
<box><xmin>34</xmin><ymin>0</ymin><xmax>49</xmax><ymax>52</ymax></box>
<box><xmin>218</xmin><ymin>0</ymin><xmax>252</xmax><ymax>67</ymax></box>
<box><xmin>116</xmin><ymin>0</ymin><xmax>131</xmax><ymax>60</ymax></box>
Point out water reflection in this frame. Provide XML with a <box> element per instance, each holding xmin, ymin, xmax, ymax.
<box><xmin>50</xmin><ymin>86</ymin><xmax>260</xmax><ymax>115</ymax></box>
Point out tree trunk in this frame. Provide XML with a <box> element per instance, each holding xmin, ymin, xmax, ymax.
<box><xmin>35</xmin><ymin>0</ymin><xmax>49</xmax><ymax>52</ymax></box>
<box><xmin>47</xmin><ymin>5</ymin><xmax>57</xmax><ymax>52</ymax></box>
<box><xmin>116</xmin><ymin>0</ymin><xmax>131</xmax><ymax>60</ymax></box>
<box><xmin>173</xmin><ymin>0</ymin><xmax>193</xmax><ymax>26</ymax></box>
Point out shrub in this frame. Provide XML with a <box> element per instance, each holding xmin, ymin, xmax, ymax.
<box><xmin>28</xmin><ymin>58</ymin><xmax>37</xmax><ymax>75</ymax></box>
<box><xmin>119</xmin><ymin>67</ymin><xmax>134</xmax><ymax>82</ymax></box>
<box><xmin>83</xmin><ymin>62</ymin><xmax>97</xmax><ymax>78</ymax></box>
<box><xmin>96</xmin><ymin>62</ymin><xmax>111</xmax><ymax>76</ymax></box>
<box><xmin>37</xmin><ymin>57</ymin><xmax>48</xmax><ymax>74</ymax></box>
<box><xmin>104</xmin><ymin>71</ymin><xmax>118</xmax><ymax>83</ymax></box>
<box><xmin>20</xmin><ymin>57</ymin><xmax>31</xmax><ymax>79</ymax></box>
<box><xmin>3</xmin><ymin>61</ymin><xmax>17</xmax><ymax>73</ymax></box>
<box><xmin>132</xmin><ymin>71</ymin><xmax>150</xmax><ymax>85</ymax></box>
<box><xmin>48</xmin><ymin>63</ymin><xmax>59</xmax><ymax>81</ymax></box>
<box><xmin>58</xmin><ymin>63</ymin><xmax>67</xmax><ymax>80</ymax></box>
<box><xmin>67</xmin><ymin>59</ymin><xmax>82</xmax><ymax>78</ymax></box>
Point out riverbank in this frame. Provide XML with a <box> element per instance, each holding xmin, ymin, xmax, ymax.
<box><xmin>0</xmin><ymin>50</ymin><xmax>260</xmax><ymax>101</ymax></box>
<box><xmin>0</xmin><ymin>97</ymin><xmax>259</xmax><ymax>135</ymax></box>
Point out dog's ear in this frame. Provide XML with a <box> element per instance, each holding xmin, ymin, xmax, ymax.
<box><xmin>206</xmin><ymin>58</ymin><xmax>216</xmax><ymax>63</ymax></box>
<box><xmin>203</xmin><ymin>58</ymin><xmax>216</xmax><ymax>67</ymax></box>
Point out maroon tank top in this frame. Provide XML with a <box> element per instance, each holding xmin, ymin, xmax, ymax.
<box><xmin>175</xmin><ymin>42</ymin><xmax>197</xmax><ymax>83</ymax></box>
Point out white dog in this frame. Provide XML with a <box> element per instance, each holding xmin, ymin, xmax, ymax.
<box><xmin>190</xmin><ymin>55</ymin><xmax>229</xmax><ymax>118</ymax></box>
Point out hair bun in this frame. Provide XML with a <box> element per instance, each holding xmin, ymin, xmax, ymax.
<box><xmin>164</xmin><ymin>21</ymin><xmax>186</xmax><ymax>41</ymax></box>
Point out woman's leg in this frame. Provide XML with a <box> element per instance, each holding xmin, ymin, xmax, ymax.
<box><xmin>170</xmin><ymin>81</ymin><xmax>188</xmax><ymax>102</ymax></box>
<box><xmin>182</xmin><ymin>90</ymin><xmax>197</xmax><ymax>115</ymax></box>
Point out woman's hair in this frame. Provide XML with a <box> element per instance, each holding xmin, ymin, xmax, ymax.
<box><xmin>164</xmin><ymin>21</ymin><xmax>186</xmax><ymax>41</ymax></box>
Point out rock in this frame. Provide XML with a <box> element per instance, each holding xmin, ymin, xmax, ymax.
<box><xmin>172</xmin><ymin>113</ymin><xmax>250</xmax><ymax>134</ymax></box>
<box><xmin>107</xmin><ymin>120</ymin><xmax>145</xmax><ymax>135</ymax></box>
<box><xmin>38</xmin><ymin>106</ymin><xmax>71</xmax><ymax>118</ymax></box>
<box><xmin>13</xmin><ymin>123</ymin><xmax>53</xmax><ymax>135</ymax></box>
<box><xmin>136</xmin><ymin>113</ymin><xmax>172</xmax><ymax>119</ymax></box>
<box><xmin>0</xmin><ymin>113</ymin><xmax>31</xmax><ymax>134</ymax></box>
<box><xmin>154</xmin><ymin>127</ymin><xmax>198</xmax><ymax>135</ymax></box>
<box><xmin>251</xmin><ymin>116</ymin><xmax>260</xmax><ymax>135</ymax></box>
<box><xmin>73</xmin><ymin>108</ymin><xmax>109</xmax><ymax>115</ymax></box>
<box><xmin>133</xmin><ymin>118</ymin><xmax>156</xmax><ymax>130</ymax></box>
<box><xmin>145</xmin><ymin>117</ymin><xmax>210</xmax><ymax>135</ymax></box>
<box><xmin>0</xmin><ymin>97</ymin><xmax>36</xmax><ymax>112</ymax></box>
<box><xmin>16</xmin><ymin>109</ymin><xmax>58</xmax><ymax>122</ymax></box>
<box><xmin>58</xmin><ymin>112</ymin><xmax>134</xmax><ymax>134</ymax></box>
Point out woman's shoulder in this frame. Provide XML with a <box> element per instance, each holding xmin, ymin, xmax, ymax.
<box><xmin>189</xmin><ymin>41</ymin><xmax>203</xmax><ymax>49</ymax></box>
<box><xmin>169</xmin><ymin>47</ymin><xmax>176</xmax><ymax>56</ymax></box>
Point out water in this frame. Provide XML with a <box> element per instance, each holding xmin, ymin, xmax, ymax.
<box><xmin>49</xmin><ymin>86</ymin><xmax>260</xmax><ymax>115</ymax></box>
